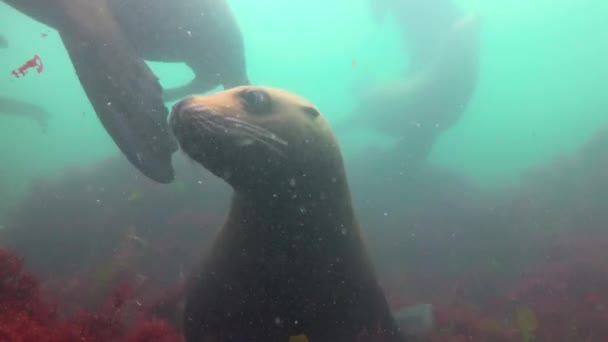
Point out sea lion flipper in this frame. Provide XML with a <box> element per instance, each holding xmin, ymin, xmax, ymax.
<box><xmin>58</xmin><ymin>0</ymin><xmax>177</xmax><ymax>183</ymax></box>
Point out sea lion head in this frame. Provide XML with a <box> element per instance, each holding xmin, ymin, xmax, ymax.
<box><xmin>170</xmin><ymin>86</ymin><xmax>342</xmax><ymax>194</ymax></box>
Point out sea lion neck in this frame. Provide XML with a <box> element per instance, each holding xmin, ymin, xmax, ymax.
<box><xmin>226</xmin><ymin>167</ymin><xmax>357</xmax><ymax>234</ymax></box>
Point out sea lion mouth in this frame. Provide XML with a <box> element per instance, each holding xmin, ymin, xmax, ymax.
<box><xmin>169</xmin><ymin>98</ymin><xmax>288</xmax><ymax>160</ymax></box>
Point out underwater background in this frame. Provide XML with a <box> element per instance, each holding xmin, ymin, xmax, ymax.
<box><xmin>1</xmin><ymin>0</ymin><xmax>608</xmax><ymax>341</ymax></box>
<box><xmin>2</xmin><ymin>0</ymin><xmax>607</xmax><ymax>212</ymax></box>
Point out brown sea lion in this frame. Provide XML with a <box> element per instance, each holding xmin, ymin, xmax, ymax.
<box><xmin>169</xmin><ymin>86</ymin><xmax>410</xmax><ymax>341</ymax></box>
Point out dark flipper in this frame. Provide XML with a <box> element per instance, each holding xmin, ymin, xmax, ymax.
<box><xmin>58</xmin><ymin>1</ymin><xmax>177</xmax><ymax>183</ymax></box>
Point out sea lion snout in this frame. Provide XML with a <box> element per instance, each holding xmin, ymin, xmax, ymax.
<box><xmin>170</xmin><ymin>98</ymin><xmax>196</xmax><ymax>120</ymax></box>
<box><xmin>170</xmin><ymin>98</ymin><xmax>204</xmax><ymax>143</ymax></box>
<box><xmin>169</xmin><ymin>98</ymin><xmax>207</xmax><ymax>131</ymax></box>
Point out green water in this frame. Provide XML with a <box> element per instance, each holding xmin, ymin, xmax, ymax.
<box><xmin>1</xmin><ymin>0</ymin><xmax>607</xmax><ymax>213</ymax></box>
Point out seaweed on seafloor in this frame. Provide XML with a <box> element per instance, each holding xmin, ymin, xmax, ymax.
<box><xmin>0</xmin><ymin>248</ymin><xmax>183</xmax><ymax>342</ymax></box>
<box><xmin>428</xmin><ymin>305</ymin><xmax>519</xmax><ymax>342</ymax></box>
<box><xmin>505</xmin><ymin>232</ymin><xmax>608</xmax><ymax>342</ymax></box>
<box><xmin>1</xmin><ymin>155</ymin><xmax>225</xmax><ymax>280</ymax></box>
<box><xmin>0</xmin><ymin>155</ymin><xmax>223</xmax><ymax>313</ymax></box>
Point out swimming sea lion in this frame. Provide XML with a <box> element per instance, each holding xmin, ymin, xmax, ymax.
<box><xmin>369</xmin><ymin>0</ymin><xmax>463</xmax><ymax>73</ymax></box>
<box><xmin>341</xmin><ymin>12</ymin><xmax>480</xmax><ymax>163</ymax></box>
<box><xmin>169</xmin><ymin>86</ymin><xmax>407</xmax><ymax>341</ymax></box>
<box><xmin>2</xmin><ymin>0</ymin><xmax>178</xmax><ymax>183</ymax></box>
<box><xmin>3</xmin><ymin>0</ymin><xmax>250</xmax><ymax>182</ymax></box>
<box><xmin>107</xmin><ymin>0</ymin><xmax>250</xmax><ymax>102</ymax></box>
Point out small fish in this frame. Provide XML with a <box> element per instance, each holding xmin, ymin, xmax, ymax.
<box><xmin>41</xmin><ymin>32</ymin><xmax>48</xmax><ymax>39</ymax></box>
<box><xmin>12</xmin><ymin>55</ymin><xmax>43</xmax><ymax>78</ymax></box>
<box><xmin>352</xmin><ymin>58</ymin><xmax>357</xmax><ymax>69</ymax></box>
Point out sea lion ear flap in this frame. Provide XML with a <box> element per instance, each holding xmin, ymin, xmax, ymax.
<box><xmin>302</xmin><ymin>106</ymin><xmax>320</xmax><ymax>118</ymax></box>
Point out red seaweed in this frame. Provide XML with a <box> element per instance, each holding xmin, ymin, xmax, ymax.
<box><xmin>0</xmin><ymin>248</ymin><xmax>182</xmax><ymax>342</ymax></box>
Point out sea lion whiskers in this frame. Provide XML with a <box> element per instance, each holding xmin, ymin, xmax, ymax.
<box><xmin>182</xmin><ymin>102</ymin><xmax>287</xmax><ymax>144</ymax></box>
<box><xmin>176</xmin><ymin>102</ymin><xmax>288</xmax><ymax>158</ymax></box>
<box><xmin>213</xmin><ymin>115</ymin><xmax>288</xmax><ymax>158</ymax></box>
<box><xmin>223</xmin><ymin>116</ymin><xmax>289</xmax><ymax>146</ymax></box>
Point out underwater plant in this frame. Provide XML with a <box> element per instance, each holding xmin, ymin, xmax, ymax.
<box><xmin>0</xmin><ymin>247</ymin><xmax>182</xmax><ymax>341</ymax></box>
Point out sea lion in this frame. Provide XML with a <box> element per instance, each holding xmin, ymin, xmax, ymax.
<box><xmin>341</xmin><ymin>12</ymin><xmax>480</xmax><ymax>164</ymax></box>
<box><xmin>369</xmin><ymin>0</ymin><xmax>463</xmax><ymax>73</ymax></box>
<box><xmin>2</xmin><ymin>0</ymin><xmax>174</xmax><ymax>183</ymax></box>
<box><xmin>0</xmin><ymin>96</ymin><xmax>51</xmax><ymax>132</ymax></box>
<box><xmin>3</xmin><ymin>0</ymin><xmax>250</xmax><ymax>182</ymax></box>
<box><xmin>169</xmin><ymin>86</ymin><xmax>408</xmax><ymax>341</ymax></box>
<box><xmin>107</xmin><ymin>0</ymin><xmax>250</xmax><ymax>102</ymax></box>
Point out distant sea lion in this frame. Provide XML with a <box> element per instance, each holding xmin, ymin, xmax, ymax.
<box><xmin>169</xmin><ymin>86</ymin><xmax>411</xmax><ymax>341</ymax></box>
<box><xmin>342</xmin><ymin>12</ymin><xmax>480</xmax><ymax>163</ymax></box>
<box><xmin>0</xmin><ymin>96</ymin><xmax>51</xmax><ymax>132</ymax></box>
<box><xmin>369</xmin><ymin>0</ymin><xmax>463</xmax><ymax>72</ymax></box>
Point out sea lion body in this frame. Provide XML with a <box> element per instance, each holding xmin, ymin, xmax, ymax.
<box><xmin>170</xmin><ymin>86</ymin><xmax>405</xmax><ymax>341</ymax></box>
<box><xmin>370</xmin><ymin>0</ymin><xmax>462</xmax><ymax>72</ymax></box>
<box><xmin>3</xmin><ymin>0</ymin><xmax>178</xmax><ymax>183</ymax></box>
<box><xmin>2</xmin><ymin>0</ymin><xmax>248</xmax><ymax>183</ymax></box>
<box><xmin>343</xmin><ymin>12</ymin><xmax>480</xmax><ymax>163</ymax></box>
<box><xmin>109</xmin><ymin>0</ymin><xmax>250</xmax><ymax>101</ymax></box>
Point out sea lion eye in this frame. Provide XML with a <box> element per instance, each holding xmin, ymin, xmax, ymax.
<box><xmin>239</xmin><ymin>89</ymin><xmax>272</xmax><ymax>114</ymax></box>
<box><xmin>302</xmin><ymin>106</ymin><xmax>320</xmax><ymax>118</ymax></box>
